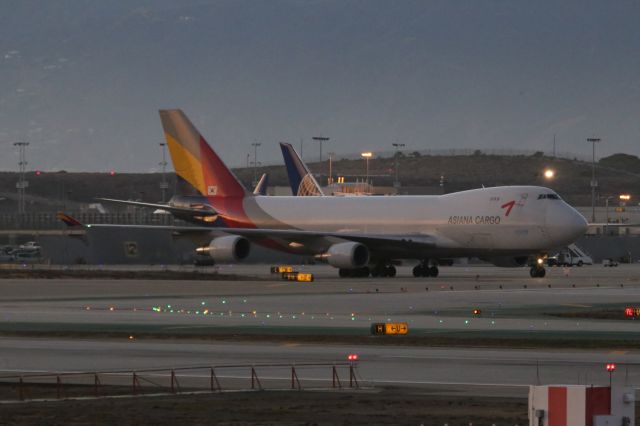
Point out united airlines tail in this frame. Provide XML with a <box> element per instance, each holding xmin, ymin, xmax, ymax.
<box><xmin>279</xmin><ymin>143</ymin><xmax>324</xmax><ymax>196</ymax></box>
<box><xmin>159</xmin><ymin>109</ymin><xmax>247</xmax><ymax>199</ymax></box>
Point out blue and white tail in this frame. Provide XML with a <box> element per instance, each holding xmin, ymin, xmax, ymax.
<box><xmin>279</xmin><ymin>143</ymin><xmax>324</xmax><ymax>196</ymax></box>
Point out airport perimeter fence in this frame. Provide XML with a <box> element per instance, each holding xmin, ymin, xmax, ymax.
<box><xmin>0</xmin><ymin>362</ymin><xmax>362</xmax><ymax>402</ymax></box>
<box><xmin>0</xmin><ymin>211</ymin><xmax>184</xmax><ymax>230</ymax></box>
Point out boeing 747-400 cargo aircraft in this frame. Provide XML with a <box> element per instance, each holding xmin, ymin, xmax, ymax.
<box><xmin>96</xmin><ymin>109</ymin><xmax>588</xmax><ymax>278</ymax></box>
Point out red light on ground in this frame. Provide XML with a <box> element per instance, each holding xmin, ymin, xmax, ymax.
<box><xmin>473</xmin><ymin>309</ymin><xmax>482</xmax><ymax>315</ymax></box>
<box><xmin>109</xmin><ymin>170</ymin><xmax>116</xmax><ymax>176</ymax></box>
<box><xmin>35</xmin><ymin>170</ymin><xmax>42</xmax><ymax>176</ymax></box>
<box><xmin>606</xmin><ymin>363</ymin><xmax>616</xmax><ymax>372</ymax></box>
<box><xmin>347</xmin><ymin>354</ymin><xmax>359</xmax><ymax>361</ymax></box>
<box><xmin>625</xmin><ymin>307</ymin><xmax>634</xmax><ymax>317</ymax></box>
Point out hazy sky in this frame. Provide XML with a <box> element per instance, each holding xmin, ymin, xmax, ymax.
<box><xmin>0</xmin><ymin>0</ymin><xmax>639</xmax><ymax>172</ymax></box>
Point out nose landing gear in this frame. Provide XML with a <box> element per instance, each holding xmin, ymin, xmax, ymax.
<box><xmin>529</xmin><ymin>266</ymin><xmax>546</xmax><ymax>278</ymax></box>
<box><xmin>529</xmin><ymin>256</ymin><xmax>547</xmax><ymax>278</ymax></box>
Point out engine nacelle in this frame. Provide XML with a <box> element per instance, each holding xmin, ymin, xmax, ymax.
<box><xmin>197</xmin><ymin>235</ymin><xmax>251</xmax><ymax>263</ymax></box>
<box><xmin>326</xmin><ymin>242</ymin><xmax>370</xmax><ymax>269</ymax></box>
<box><xmin>482</xmin><ymin>256</ymin><xmax>529</xmax><ymax>268</ymax></box>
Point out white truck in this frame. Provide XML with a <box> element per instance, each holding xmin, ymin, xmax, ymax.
<box><xmin>547</xmin><ymin>244</ymin><xmax>593</xmax><ymax>267</ymax></box>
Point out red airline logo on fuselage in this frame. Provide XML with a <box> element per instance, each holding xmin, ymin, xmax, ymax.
<box><xmin>501</xmin><ymin>200</ymin><xmax>516</xmax><ymax>216</ymax></box>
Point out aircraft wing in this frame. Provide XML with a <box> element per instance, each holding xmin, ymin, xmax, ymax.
<box><xmin>79</xmin><ymin>223</ymin><xmax>436</xmax><ymax>254</ymax></box>
<box><xmin>588</xmin><ymin>223</ymin><xmax>640</xmax><ymax>227</ymax></box>
<box><xmin>215</xmin><ymin>227</ymin><xmax>438</xmax><ymax>255</ymax></box>
<box><xmin>96</xmin><ymin>198</ymin><xmax>218</xmax><ymax>217</ymax></box>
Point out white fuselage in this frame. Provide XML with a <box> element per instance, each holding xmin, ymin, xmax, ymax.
<box><xmin>241</xmin><ymin>185</ymin><xmax>587</xmax><ymax>258</ymax></box>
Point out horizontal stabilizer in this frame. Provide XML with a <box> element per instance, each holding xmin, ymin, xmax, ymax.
<box><xmin>96</xmin><ymin>198</ymin><xmax>218</xmax><ymax>217</ymax></box>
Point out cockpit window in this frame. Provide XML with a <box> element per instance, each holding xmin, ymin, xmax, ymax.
<box><xmin>537</xmin><ymin>193</ymin><xmax>560</xmax><ymax>200</ymax></box>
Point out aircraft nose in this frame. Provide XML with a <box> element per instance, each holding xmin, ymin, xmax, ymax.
<box><xmin>546</xmin><ymin>202</ymin><xmax>588</xmax><ymax>245</ymax></box>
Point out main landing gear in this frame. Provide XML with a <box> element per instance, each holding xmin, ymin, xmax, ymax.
<box><xmin>412</xmin><ymin>261</ymin><xmax>438</xmax><ymax>278</ymax></box>
<box><xmin>370</xmin><ymin>263</ymin><xmax>396</xmax><ymax>278</ymax></box>
<box><xmin>339</xmin><ymin>267</ymin><xmax>370</xmax><ymax>278</ymax></box>
<box><xmin>338</xmin><ymin>262</ymin><xmax>397</xmax><ymax>278</ymax></box>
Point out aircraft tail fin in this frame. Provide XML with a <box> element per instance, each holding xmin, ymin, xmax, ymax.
<box><xmin>253</xmin><ymin>173</ymin><xmax>269</xmax><ymax>196</ymax></box>
<box><xmin>279</xmin><ymin>143</ymin><xmax>324</xmax><ymax>196</ymax></box>
<box><xmin>57</xmin><ymin>212</ymin><xmax>83</xmax><ymax>227</ymax></box>
<box><xmin>159</xmin><ymin>109</ymin><xmax>247</xmax><ymax>198</ymax></box>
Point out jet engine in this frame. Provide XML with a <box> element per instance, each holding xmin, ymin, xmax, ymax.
<box><xmin>482</xmin><ymin>256</ymin><xmax>529</xmax><ymax>267</ymax></box>
<box><xmin>325</xmin><ymin>242</ymin><xmax>370</xmax><ymax>269</ymax></box>
<box><xmin>197</xmin><ymin>235</ymin><xmax>251</xmax><ymax>262</ymax></box>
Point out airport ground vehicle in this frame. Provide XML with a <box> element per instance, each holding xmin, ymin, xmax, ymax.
<box><xmin>547</xmin><ymin>244</ymin><xmax>593</xmax><ymax>267</ymax></box>
<box><xmin>0</xmin><ymin>246</ymin><xmax>15</xmax><ymax>262</ymax></box>
<box><xmin>19</xmin><ymin>241</ymin><xmax>40</xmax><ymax>251</ymax></box>
<box><xmin>602</xmin><ymin>258</ymin><xmax>619</xmax><ymax>267</ymax></box>
<box><xmin>92</xmin><ymin>109</ymin><xmax>588</xmax><ymax>279</ymax></box>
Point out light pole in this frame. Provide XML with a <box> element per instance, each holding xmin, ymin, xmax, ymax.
<box><xmin>587</xmin><ymin>137</ymin><xmax>601</xmax><ymax>223</ymax></box>
<box><xmin>251</xmin><ymin>142</ymin><xmax>261</xmax><ymax>186</ymax></box>
<box><xmin>392</xmin><ymin>142</ymin><xmax>405</xmax><ymax>188</ymax></box>
<box><xmin>361</xmin><ymin>152</ymin><xmax>373</xmax><ymax>186</ymax></box>
<box><xmin>159</xmin><ymin>142</ymin><xmax>168</xmax><ymax>203</ymax></box>
<box><xmin>14</xmin><ymin>142</ymin><xmax>29</xmax><ymax>215</ymax></box>
<box><xmin>327</xmin><ymin>152</ymin><xmax>335</xmax><ymax>185</ymax></box>
<box><xmin>312</xmin><ymin>136</ymin><xmax>330</xmax><ymax>174</ymax></box>
<box><xmin>604</xmin><ymin>195</ymin><xmax>614</xmax><ymax>235</ymax></box>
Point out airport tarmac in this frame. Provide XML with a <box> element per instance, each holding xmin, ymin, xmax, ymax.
<box><xmin>1</xmin><ymin>264</ymin><xmax>640</xmax><ymax>395</ymax></box>
<box><xmin>0</xmin><ymin>264</ymin><xmax>639</xmax><ymax>334</ymax></box>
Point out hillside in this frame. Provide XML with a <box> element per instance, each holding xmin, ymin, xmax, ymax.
<box><xmin>0</xmin><ymin>153</ymin><xmax>638</xmax><ymax>212</ymax></box>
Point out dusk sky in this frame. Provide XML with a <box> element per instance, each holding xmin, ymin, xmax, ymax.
<box><xmin>0</xmin><ymin>1</ymin><xmax>639</xmax><ymax>172</ymax></box>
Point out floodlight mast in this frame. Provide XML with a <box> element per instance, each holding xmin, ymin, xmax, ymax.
<box><xmin>587</xmin><ymin>137</ymin><xmax>601</xmax><ymax>223</ymax></box>
<box><xmin>392</xmin><ymin>142</ymin><xmax>405</xmax><ymax>187</ymax></box>
<box><xmin>312</xmin><ymin>136</ymin><xmax>330</xmax><ymax>176</ymax></box>
<box><xmin>251</xmin><ymin>142</ymin><xmax>262</xmax><ymax>186</ymax></box>
<box><xmin>14</xmin><ymin>142</ymin><xmax>29</xmax><ymax>215</ymax></box>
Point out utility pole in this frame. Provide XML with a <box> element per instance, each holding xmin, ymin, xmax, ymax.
<box><xmin>251</xmin><ymin>142</ymin><xmax>261</xmax><ymax>186</ymax></box>
<box><xmin>553</xmin><ymin>134</ymin><xmax>556</xmax><ymax>158</ymax></box>
<box><xmin>312</xmin><ymin>136</ymin><xmax>330</xmax><ymax>175</ymax></box>
<box><xmin>159</xmin><ymin>142</ymin><xmax>168</xmax><ymax>202</ymax></box>
<box><xmin>587</xmin><ymin>137</ymin><xmax>601</xmax><ymax>223</ymax></box>
<box><xmin>14</xmin><ymin>142</ymin><xmax>29</xmax><ymax>215</ymax></box>
<box><xmin>392</xmin><ymin>142</ymin><xmax>405</xmax><ymax>188</ymax></box>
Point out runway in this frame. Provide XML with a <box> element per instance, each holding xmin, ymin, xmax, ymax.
<box><xmin>0</xmin><ymin>264</ymin><xmax>639</xmax><ymax>334</ymax></box>
<box><xmin>1</xmin><ymin>264</ymin><xmax>640</xmax><ymax>395</ymax></box>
